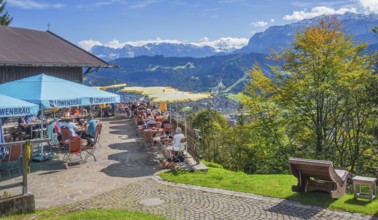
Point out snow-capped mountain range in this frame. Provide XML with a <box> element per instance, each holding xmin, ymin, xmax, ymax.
<box><xmin>83</xmin><ymin>38</ymin><xmax>248</xmax><ymax>61</ymax></box>
<box><xmin>84</xmin><ymin>13</ymin><xmax>378</xmax><ymax>61</ymax></box>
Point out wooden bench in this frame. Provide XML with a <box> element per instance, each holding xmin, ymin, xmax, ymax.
<box><xmin>288</xmin><ymin>158</ymin><xmax>352</xmax><ymax>199</ymax></box>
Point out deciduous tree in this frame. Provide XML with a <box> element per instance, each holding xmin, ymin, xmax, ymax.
<box><xmin>243</xmin><ymin>18</ymin><xmax>378</xmax><ymax>172</ymax></box>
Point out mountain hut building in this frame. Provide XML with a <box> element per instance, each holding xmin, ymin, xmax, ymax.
<box><xmin>0</xmin><ymin>26</ymin><xmax>110</xmax><ymax>84</ymax></box>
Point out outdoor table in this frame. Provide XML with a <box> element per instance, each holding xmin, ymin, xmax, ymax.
<box><xmin>352</xmin><ymin>176</ymin><xmax>377</xmax><ymax>201</ymax></box>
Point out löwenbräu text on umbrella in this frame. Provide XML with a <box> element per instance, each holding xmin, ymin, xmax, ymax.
<box><xmin>0</xmin><ymin>107</ymin><xmax>32</xmax><ymax>116</ymax></box>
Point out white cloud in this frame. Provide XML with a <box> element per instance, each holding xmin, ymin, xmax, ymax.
<box><xmin>283</xmin><ymin>6</ymin><xmax>357</xmax><ymax>21</ymax></box>
<box><xmin>270</xmin><ymin>18</ymin><xmax>275</xmax><ymax>23</ymax></box>
<box><xmin>7</xmin><ymin>0</ymin><xmax>64</xmax><ymax>9</ymax></box>
<box><xmin>78</xmin><ymin>40</ymin><xmax>103</xmax><ymax>51</ymax></box>
<box><xmin>105</xmin><ymin>39</ymin><xmax>128</xmax><ymax>48</ymax></box>
<box><xmin>129</xmin><ymin>0</ymin><xmax>160</xmax><ymax>9</ymax></box>
<box><xmin>358</xmin><ymin>0</ymin><xmax>378</xmax><ymax>13</ymax></box>
<box><xmin>250</xmin><ymin>21</ymin><xmax>268</xmax><ymax>27</ymax></box>
<box><xmin>126</xmin><ymin>38</ymin><xmax>183</xmax><ymax>47</ymax></box>
<box><xmin>195</xmin><ymin>37</ymin><xmax>249</xmax><ymax>52</ymax></box>
<box><xmin>78</xmin><ymin>37</ymin><xmax>249</xmax><ymax>52</ymax></box>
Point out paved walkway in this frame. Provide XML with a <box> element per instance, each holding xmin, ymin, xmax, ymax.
<box><xmin>1</xmin><ymin>118</ymin><xmax>376</xmax><ymax>219</ymax></box>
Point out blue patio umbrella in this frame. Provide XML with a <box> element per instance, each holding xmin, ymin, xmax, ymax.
<box><xmin>0</xmin><ymin>74</ymin><xmax>120</xmax><ymax>160</ymax></box>
<box><xmin>0</xmin><ymin>93</ymin><xmax>39</xmax><ymax>118</ymax></box>
<box><xmin>0</xmin><ymin>74</ymin><xmax>120</xmax><ymax>109</ymax></box>
<box><xmin>0</xmin><ymin>94</ymin><xmax>39</xmax><ymax>158</ymax></box>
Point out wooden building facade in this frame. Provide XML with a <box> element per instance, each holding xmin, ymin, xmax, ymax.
<box><xmin>0</xmin><ymin>66</ymin><xmax>82</xmax><ymax>83</ymax></box>
<box><xmin>0</xmin><ymin>26</ymin><xmax>110</xmax><ymax>84</ymax></box>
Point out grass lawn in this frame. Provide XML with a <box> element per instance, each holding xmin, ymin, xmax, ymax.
<box><xmin>159</xmin><ymin>161</ymin><xmax>378</xmax><ymax>216</ymax></box>
<box><xmin>4</xmin><ymin>209</ymin><xmax>168</xmax><ymax>220</ymax></box>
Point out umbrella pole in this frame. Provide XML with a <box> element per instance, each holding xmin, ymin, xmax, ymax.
<box><xmin>176</xmin><ymin>102</ymin><xmax>178</xmax><ymax>127</ymax></box>
<box><xmin>101</xmin><ymin>106</ymin><xmax>103</xmax><ymax>122</ymax></box>
<box><xmin>34</xmin><ymin>105</ymin><xmax>47</xmax><ymax>161</ymax></box>
<box><xmin>40</xmin><ymin>105</ymin><xmax>44</xmax><ymax>155</ymax></box>
<box><xmin>185</xmin><ymin>112</ymin><xmax>187</xmax><ymax>138</ymax></box>
<box><xmin>169</xmin><ymin>103</ymin><xmax>173</xmax><ymax>124</ymax></box>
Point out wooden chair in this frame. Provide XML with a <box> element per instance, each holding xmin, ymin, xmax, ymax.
<box><xmin>62</xmin><ymin>136</ymin><xmax>83</xmax><ymax>169</ymax></box>
<box><xmin>60</xmin><ymin>126</ymin><xmax>73</xmax><ymax>150</ymax></box>
<box><xmin>1</xmin><ymin>144</ymin><xmax>22</xmax><ymax>176</ymax></box>
<box><xmin>288</xmin><ymin>158</ymin><xmax>352</xmax><ymax>198</ymax></box>
<box><xmin>172</xmin><ymin>138</ymin><xmax>187</xmax><ymax>162</ymax></box>
<box><xmin>143</xmin><ymin>129</ymin><xmax>155</xmax><ymax>148</ymax></box>
<box><xmin>81</xmin><ymin>123</ymin><xmax>102</xmax><ymax>162</ymax></box>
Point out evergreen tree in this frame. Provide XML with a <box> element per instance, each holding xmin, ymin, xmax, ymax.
<box><xmin>0</xmin><ymin>0</ymin><xmax>12</xmax><ymax>26</ymax></box>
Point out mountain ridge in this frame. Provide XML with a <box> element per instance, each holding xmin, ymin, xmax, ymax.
<box><xmin>86</xmin><ymin>13</ymin><xmax>378</xmax><ymax>92</ymax></box>
<box><xmin>88</xmin><ymin>13</ymin><xmax>378</xmax><ymax>61</ymax></box>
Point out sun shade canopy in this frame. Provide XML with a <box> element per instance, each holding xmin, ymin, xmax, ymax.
<box><xmin>0</xmin><ymin>93</ymin><xmax>39</xmax><ymax>117</ymax></box>
<box><xmin>0</xmin><ymin>74</ymin><xmax>120</xmax><ymax>109</ymax></box>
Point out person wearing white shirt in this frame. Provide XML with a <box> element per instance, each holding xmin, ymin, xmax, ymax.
<box><xmin>166</xmin><ymin>127</ymin><xmax>185</xmax><ymax>151</ymax></box>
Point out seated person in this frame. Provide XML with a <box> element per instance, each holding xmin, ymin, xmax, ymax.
<box><xmin>131</xmin><ymin>101</ymin><xmax>138</xmax><ymax>115</ymax></box>
<box><xmin>64</xmin><ymin>119</ymin><xmax>78</xmax><ymax>137</ymax></box>
<box><xmin>161</xmin><ymin>115</ymin><xmax>170</xmax><ymax>128</ymax></box>
<box><xmin>53</xmin><ymin>119</ymin><xmax>62</xmax><ymax>141</ymax></box>
<box><xmin>22</xmin><ymin>115</ymin><xmax>37</xmax><ymax>137</ymax></box>
<box><xmin>151</xmin><ymin>104</ymin><xmax>161</xmax><ymax>115</ymax></box>
<box><xmin>63</xmin><ymin>108</ymin><xmax>71</xmax><ymax>117</ymax></box>
<box><xmin>161</xmin><ymin>115</ymin><xmax>171</xmax><ymax>135</ymax></box>
<box><xmin>17</xmin><ymin>116</ymin><xmax>27</xmax><ymax>131</ymax></box>
<box><xmin>136</xmin><ymin>115</ymin><xmax>144</xmax><ymax>126</ymax></box>
<box><xmin>82</xmin><ymin>108</ymin><xmax>88</xmax><ymax>115</ymax></box>
<box><xmin>0</xmin><ymin>145</ymin><xmax>9</xmax><ymax>159</ymax></box>
<box><xmin>137</xmin><ymin>103</ymin><xmax>146</xmax><ymax>111</ymax></box>
<box><xmin>145</xmin><ymin>117</ymin><xmax>156</xmax><ymax>129</ymax></box>
<box><xmin>26</xmin><ymin>115</ymin><xmax>37</xmax><ymax>123</ymax></box>
<box><xmin>81</xmin><ymin>115</ymin><xmax>97</xmax><ymax>146</ymax></box>
<box><xmin>47</xmin><ymin>121</ymin><xmax>58</xmax><ymax>143</ymax></box>
<box><xmin>165</xmin><ymin>127</ymin><xmax>185</xmax><ymax>152</ymax></box>
<box><xmin>71</xmin><ymin>107</ymin><xmax>80</xmax><ymax>116</ymax></box>
<box><xmin>145</xmin><ymin>108</ymin><xmax>152</xmax><ymax>118</ymax></box>
<box><xmin>104</xmin><ymin>107</ymin><xmax>111</xmax><ymax>117</ymax></box>
<box><xmin>155</xmin><ymin>112</ymin><xmax>163</xmax><ymax>122</ymax></box>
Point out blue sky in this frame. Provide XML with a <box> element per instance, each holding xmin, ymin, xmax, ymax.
<box><xmin>5</xmin><ymin>0</ymin><xmax>378</xmax><ymax>50</ymax></box>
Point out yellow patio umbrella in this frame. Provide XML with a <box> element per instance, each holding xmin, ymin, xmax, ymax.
<box><xmin>118</xmin><ymin>86</ymin><xmax>146</xmax><ymax>94</ymax></box>
<box><xmin>101</xmin><ymin>83</ymin><xmax>127</xmax><ymax>91</ymax></box>
<box><xmin>148</xmin><ymin>90</ymin><xmax>189</xmax><ymax>100</ymax></box>
<box><xmin>152</xmin><ymin>91</ymin><xmax>211</xmax><ymax>134</ymax></box>
<box><xmin>141</xmin><ymin>87</ymin><xmax>177</xmax><ymax>96</ymax></box>
<box><xmin>187</xmin><ymin>93</ymin><xmax>212</xmax><ymax>101</ymax></box>
<box><xmin>152</xmin><ymin>92</ymin><xmax>193</xmax><ymax>103</ymax></box>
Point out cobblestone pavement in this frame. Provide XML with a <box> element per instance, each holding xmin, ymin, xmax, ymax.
<box><xmin>1</xmin><ymin>118</ymin><xmax>377</xmax><ymax>219</ymax></box>
<box><xmin>61</xmin><ymin>176</ymin><xmax>376</xmax><ymax>220</ymax></box>
<box><xmin>0</xmin><ymin>118</ymin><xmax>161</xmax><ymax>208</ymax></box>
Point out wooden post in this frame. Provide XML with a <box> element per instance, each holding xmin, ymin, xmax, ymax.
<box><xmin>21</xmin><ymin>142</ymin><xmax>28</xmax><ymax>195</ymax></box>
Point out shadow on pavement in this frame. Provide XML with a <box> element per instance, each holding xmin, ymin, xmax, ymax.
<box><xmin>265</xmin><ymin>199</ymin><xmax>323</xmax><ymax>219</ymax></box>
<box><xmin>101</xmin><ymin>119</ymin><xmax>160</xmax><ymax>178</ymax></box>
<box><xmin>266</xmin><ymin>192</ymin><xmax>334</xmax><ymax>219</ymax></box>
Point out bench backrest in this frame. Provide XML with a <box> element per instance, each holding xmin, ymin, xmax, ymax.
<box><xmin>289</xmin><ymin>158</ymin><xmax>342</xmax><ymax>185</ymax></box>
